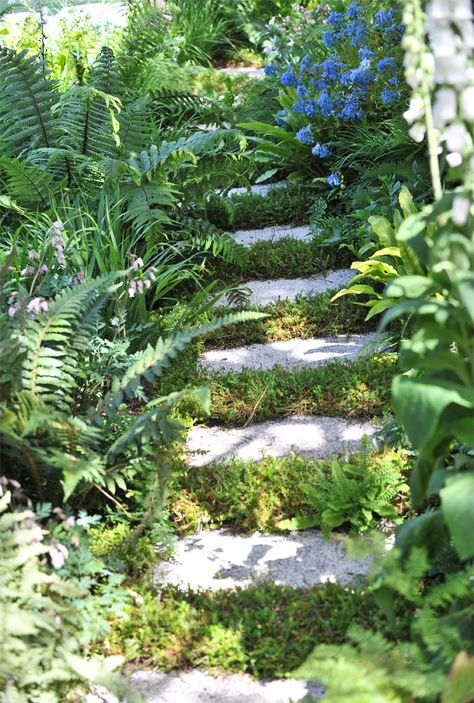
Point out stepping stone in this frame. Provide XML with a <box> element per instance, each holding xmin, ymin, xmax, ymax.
<box><xmin>219</xmin><ymin>269</ymin><xmax>354</xmax><ymax>307</ymax></box>
<box><xmin>226</xmin><ymin>181</ymin><xmax>286</xmax><ymax>197</ymax></box>
<box><xmin>89</xmin><ymin>670</ymin><xmax>324</xmax><ymax>703</ymax></box>
<box><xmin>218</xmin><ymin>66</ymin><xmax>265</xmax><ymax>79</ymax></box>
<box><xmin>153</xmin><ymin>528</ymin><xmax>371</xmax><ymax>591</ymax></box>
<box><xmin>187</xmin><ymin>416</ymin><xmax>377</xmax><ymax>467</ymax></box>
<box><xmin>230</xmin><ymin>224</ymin><xmax>310</xmax><ymax>247</ymax></box>
<box><xmin>200</xmin><ymin>333</ymin><xmax>383</xmax><ymax>373</ymax></box>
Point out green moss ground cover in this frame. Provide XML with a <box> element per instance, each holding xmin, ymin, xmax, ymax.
<box><xmin>161</xmin><ymin>352</ymin><xmax>397</xmax><ymax>426</ymax></box>
<box><xmin>105</xmin><ymin>583</ymin><xmax>413</xmax><ymax>679</ymax></box>
<box><xmin>169</xmin><ymin>449</ymin><xmax>411</xmax><ymax>534</ymax></box>
<box><xmin>201</xmin><ymin>293</ymin><xmax>376</xmax><ymax>350</ymax></box>
<box><xmin>208</xmin><ymin>236</ymin><xmax>355</xmax><ymax>282</ymax></box>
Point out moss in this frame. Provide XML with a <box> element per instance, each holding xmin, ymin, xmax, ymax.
<box><xmin>169</xmin><ymin>449</ymin><xmax>411</xmax><ymax>535</ymax></box>
<box><xmin>103</xmin><ymin>582</ymin><xmax>413</xmax><ymax>679</ymax></box>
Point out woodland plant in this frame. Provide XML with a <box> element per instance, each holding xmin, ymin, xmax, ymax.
<box><xmin>0</xmin><ymin>482</ymin><xmax>142</xmax><ymax>703</ymax></box>
<box><xmin>294</xmin><ymin>1</ymin><xmax>474</xmax><ymax>700</ymax></box>
<box><xmin>243</xmin><ymin>2</ymin><xmax>410</xmax><ymax>180</ymax></box>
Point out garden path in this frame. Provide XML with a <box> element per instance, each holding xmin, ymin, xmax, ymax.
<box><xmin>100</xmin><ymin>182</ymin><xmax>383</xmax><ymax>702</ymax></box>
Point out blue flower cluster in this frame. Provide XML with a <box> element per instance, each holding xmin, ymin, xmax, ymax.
<box><xmin>263</xmin><ymin>2</ymin><xmax>403</xmax><ymax>183</ymax></box>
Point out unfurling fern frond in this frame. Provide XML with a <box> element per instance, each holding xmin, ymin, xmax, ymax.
<box><xmin>0</xmin><ymin>157</ymin><xmax>59</xmax><ymax>208</ymax></box>
<box><xmin>88</xmin><ymin>46</ymin><xmax>122</xmax><ymax>98</ymax></box>
<box><xmin>0</xmin><ymin>46</ymin><xmax>58</xmax><ymax>157</ymax></box>
<box><xmin>22</xmin><ymin>274</ymin><xmax>120</xmax><ymax>409</ymax></box>
<box><xmin>101</xmin><ymin>310</ymin><xmax>266</xmax><ymax>416</ymax></box>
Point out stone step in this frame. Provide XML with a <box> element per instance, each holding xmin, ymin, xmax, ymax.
<box><xmin>200</xmin><ymin>333</ymin><xmax>383</xmax><ymax>373</ymax></box>
<box><xmin>153</xmin><ymin>528</ymin><xmax>371</xmax><ymax>592</ymax></box>
<box><xmin>230</xmin><ymin>223</ymin><xmax>310</xmax><ymax>247</ymax></box>
<box><xmin>219</xmin><ymin>269</ymin><xmax>354</xmax><ymax>307</ymax></box>
<box><xmin>226</xmin><ymin>180</ymin><xmax>286</xmax><ymax>198</ymax></box>
<box><xmin>89</xmin><ymin>670</ymin><xmax>324</xmax><ymax>703</ymax></box>
<box><xmin>187</xmin><ymin>415</ymin><xmax>376</xmax><ymax>467</ymax></box>
<box><xmin>218</xmin><ymin>66</ymin><xmax>265</xmax><ymax>79</ymax></box>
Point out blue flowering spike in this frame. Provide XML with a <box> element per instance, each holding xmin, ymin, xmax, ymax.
<box><xmin>295</xmin><ymin>125</ymin><xmax>314</xmax><ymax>144</ymax></box>
<box><xmin>264</xmin><ymin>64</ymin><xmax>278</xmax><ymax>77</ymax></box>
<box><xmin>381</xmin><ymin>87</ymin><xmax>400</xmax><ymax>104</ymax></box>
<box><xmin>317</xmin><ymin>90</ymin><xmax>333</xmax><ymax>118</ymax></box>
<box><xmin>281</xmin><ymin>68</ymin><xmax>297</xmax><ymax>88</ymax></box>
<box><xmin>312</xmin><ymin>142</ymin><xmax>332</xmax><ymax>158</ymax></box>
<box><xmin>327</xmin><ymin>172</ymin><xmax>341</xmax><ymax>186</ymax></box>
<box><xmin>377</xmin><ymin>57</ymin><xmax>397</xmax><ymax>74</ymax></box>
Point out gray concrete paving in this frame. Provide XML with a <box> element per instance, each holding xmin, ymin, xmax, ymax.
<box><xmin>200</xmin><ymin>333</ymin><xmax>383</xmax><ymax>373</ymax></box>
<box><xmin>187</xmin><ymin>415</ymin><xmax>376</xmax><ymax>467</ymax></box>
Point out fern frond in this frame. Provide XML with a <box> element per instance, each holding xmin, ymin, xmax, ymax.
<box><xmin>22</xmin><ymin>274</ymin><xmax>120</xmax><ymax>409</ymax></box>
<box><xmin>0</xmin><ymin>46</ymin><xmax>58</xmax><ymax>157</ymax></box>
<box><xmin>0</xmin><ymin>157</ymin><xmax>59</xmax><ymax>208</ymax></box>
<box><xmin>88</xmin><ymin>46</ymin><xmax>122</xmax><ymax>98</ymax></box>
<box><xmin>177</xmin><ymin>215</ymin><xmax>248</xmax><ymax>268</ymax></box>
<box><xmin>118</xmin><ymin>97</ymin><xmax>153</xmax><ymax>154</ymax></box>
<box><xmin>58</xmin><ymin>86</ymin><xmax>121</xmax><ymax>160</ymax></box>
<box><xmin>101</xmin><ymin>311</ymin><xmax>266</xmax><ymax>416</ymax></box>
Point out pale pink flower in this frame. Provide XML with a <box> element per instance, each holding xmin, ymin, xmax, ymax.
<box><xmin>21</xmin><ymin>266</ymin><xmax>35</xmax><ymax>276</ymax></box>
<box><xmin>27</xmin><ymin>297</ymin><xmax>49</xmax><ymax>314</ymax></box>
<box><xmin>28</xmin><ymin>249</ymin><xmax>39</xmax><ymax>261</ymax></box>
<box><xmin>132</xmin><ymin>257</ymin><xmax>144</xmax><ymax>271</ymax></box>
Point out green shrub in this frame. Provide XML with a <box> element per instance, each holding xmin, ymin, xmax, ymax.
<box><xmin>88</xmin><ymin>522</ymin><xmax>156</xmax><ymax>574</ymax></box>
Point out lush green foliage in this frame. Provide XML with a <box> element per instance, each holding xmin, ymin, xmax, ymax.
<box><xmin>164</xmin><ymin>352</ymin><xmax>396</xmax><ymax>426</ymax></box>
<box><xmin>105</xmin><ymin>582</ymin><xmax>412</xmax><ymax>679</ymax></box>
<box><xmin>170</xmin><ymin>449</ymin><xmax>410</xmax><ymax>534</ymax></box>
<box><xmin>0</xmin><ymin>485</ymin><xmax>141</xmax><ymax>703</ymax></box>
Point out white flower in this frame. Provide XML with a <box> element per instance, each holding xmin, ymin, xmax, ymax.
<box><xmin>409</xmin><ymin>123</ymin><xmax>426</xmax><ymax>142</ymax></box>
<box><xmin>432</xmin><ymin>87</ymin><xmax>457</xmax><ymax>128</ymax></box>
<box><xmin>28</xmin><ymin>249</ymin><xmax>39</xmax><ymax>261</ymax></box>
<box><xmin>446</xmin><ymin>152</ymin><xmax>463</xmax><ymax>167</ymax></box>
<box><xmin>444</xmin><ymin>122</ymin><xmax>467</xmax><ymax>152</ymax></box>
<box><xmin>49</xmin><ymin>542</ymin><xmax>68</xmax><ymax>569</ymax></box>
<box><xmin>461</xmin><ymin>86</ymin><xmax>474</xmax><ymax>120</ymax></box>
<box><xmin>403</xmin><ymin>96</ymin><xmax>425</xmax><ymax>124</ymax></box>
<box><xmin>452</xmin><ymin>195</ymin><xmax>470</xmax><ymax>226</ymax></box>
<box><xmin>27</xmin><ymin>297</ymin><xmax>49</xmax><ymax>314</ymax></box>
<box><xmin>132</xmin><ymin>257</ymin><xmax>144</xmax><ymax>271</ymax></box>
<box><xmin>20</xmin><ymin>266</ymin><xmax>35</xmax><ymax>276</ymax></box>
<box><xmin>8</xmin><ymin>305</ymin><xmax>19</xmax><ymax>318</ymax></box>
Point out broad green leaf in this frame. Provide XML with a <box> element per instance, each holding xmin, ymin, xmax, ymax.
<box><xmin>277</xmin><ymin>515</ymin><xmax>319</xmax><ymax>530</ymax></box>
<box><xmin>365</xmin><ymin>298</ymin><xmax>394</xmax><ymax>320</ymax></box>
<box><xmin>368</xmin><ymin>215</ymin><xmax>395</xmax><ymax>247</ymax></box>
<box><xmin>331</xmin><ymin>284</ymin><xmax>377</xmax><ymax>301</ymax></box>
<box><xmin>385</xmin><ymin>275</ymin><xmax>435</xmax><ymax>299</ymax></box>
<box><xmin>440</xmin><ymin>473</ymin><xmax>474</xmax><ymax>560</ymax></box>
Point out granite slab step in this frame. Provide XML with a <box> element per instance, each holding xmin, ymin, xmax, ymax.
<box><xmin>200</xmin><ymin>333</ymin><xmax>383</xmax><ymax>373</ymax></box>
<box><xmin>219</xmin><ymin>269</ymin><xmax>353</xmax><ymax>307</ymax></box>
<box><xmin>230</xmin><ymin>223</ymin><xmax>310</xmax><ymax>247</ymax></box>
<box><xmin>187</xmin><ymin>415</ymin><xmax>376</xmax><ymax>467</ymax></box>
<box><xmin>218</xmin><ymin>66</ymin><xmax>265</xmax><ymax>79</ymax></box>
<box><xmin>89</xmin><ymin>670</ymin><xmax>324</xmax><ymax>703</ymax></box>
<box><xmin>226</xmin><ymin>181</ymin><xmax>286</xmax><ymax>197</ymax></box>
<box><xmin>153</xmin><ymin>528</ymin><xmax>371</xmax><ymax>592</ymax></box>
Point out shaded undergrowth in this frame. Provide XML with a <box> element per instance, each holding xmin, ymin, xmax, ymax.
<box><xmin>104</xmin><ymin>582</ymin><xmax>413</xmax><ymax>679</ymax></box>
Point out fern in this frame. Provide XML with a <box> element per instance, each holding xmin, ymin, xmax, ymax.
<box><xmin>58</xmin><ymin>86</ymin><xmax>121</xmax><ymax>159</ymax></box>
<box><xmin>0</xmin><ymin>46</ymin><xmax>58</xmax><ymax>157</ymax></box>
<box><xmin>118</xmin><ymin>97</ymin><xmax>153</xmax><ymax>154</ymax></box>
<box><xmin>176</xmin><ymin>215</ymin><xmax>248</xmax><ymax>268</ymax></box>
<box><xmin>21</xmin><ymin>274</ymin><xmax>119</xmax><ymax>408</ymax></box>
<box><xmin>0</xmin><ymin>156</ymin><xmax>59</xmax><ymax>208</ymax></box>
<box><xmin>88</xmin><ymin>46</ymin><xmax>122</xmax><ymax>98</ymax></box>
<box><xmin>101</xmin><ymin>311</ymin><xmax>266</xmax><ymax>416</ymax></box>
